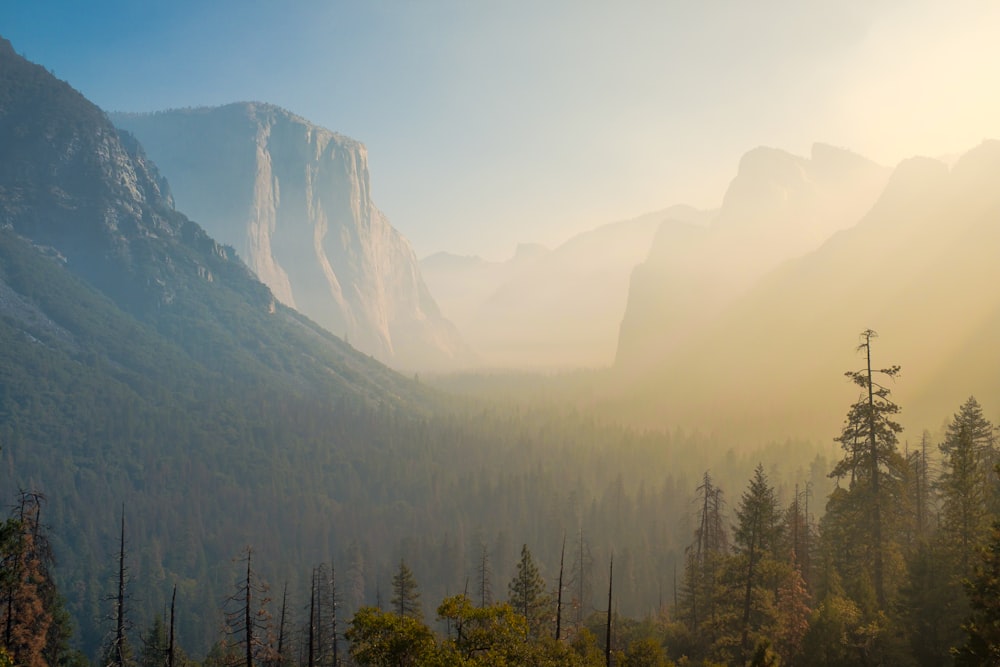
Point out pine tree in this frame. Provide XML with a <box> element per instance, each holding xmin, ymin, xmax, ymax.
<box><xmin>938</xmin><ymin>396</ymin><xmax>995</xmax><ymax>578</ymax></box>
<box><xmin>828</xmin><ymin>329</ymin><xmax>904</xmax><ymax>609</ymax></box>
<box><xmin>389</xmin><ymin>559</ymin><xmax>421</xmax><ymax>621</ymax></box>
<box><xmin>507</xmin><ymin>544</ymin><xmax>548</xmax><ymax>638</ymax></box>
<box><xmin>955</xmin><ymin>485</ymin><xmax>1000</xmax><ymax>666</ymax></box>
<box><xmin>138</xmin><ymin>616</ymin><xmax>166</xmax><ymax>667</ymax></box>
<box><xmin>733</xmin><ymin>464</ymin><xmax>784</xmax><ymax>665</ymax></box>
<box><xmin>678</xmin><ymin>470</ymin><xmax>727</xmax><ymax>653</ymax></box>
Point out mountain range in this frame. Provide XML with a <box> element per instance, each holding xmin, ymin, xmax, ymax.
<box><xmin>610</xmin><ymin>141</ymin><xmax>1000</xmax><ymax>440</ymax></box>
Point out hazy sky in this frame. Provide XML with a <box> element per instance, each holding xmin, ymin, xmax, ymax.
<box><xmin>4</xmin><ymin>1</ymin><xmax>1000</xmax><ymax>259</ymax></box>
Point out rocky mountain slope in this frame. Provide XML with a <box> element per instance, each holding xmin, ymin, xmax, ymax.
<box><xmin>112</xmin><ymin>104</ymin><xmax>470</xmax><ymax>371</ymax></box>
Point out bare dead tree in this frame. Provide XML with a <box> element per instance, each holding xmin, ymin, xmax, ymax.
<box><xmin>329</xmin><ymin>565</ymin><xmax>340</xmax><ymax>667</ymax></box>
<box><xmin>555</xmin><ymin>534</ymin><xmax>566</xmax><ymax>641</ymax></box>
<box><xmin>101</xmin><ymin>504</ymin><xmax>133</xmax><ymax>667</ymax></box>
<box><xmin>224</xmin><ymin>547</ymin><xmax>273</xmax><ymax>667</ymax></box>
<box><xmin>168</xmin><ymin>586</ymin><xmax>176</xmax><ymax>667</ymax></box>
<box><xmin>274</xmin><ymin>583</ymin><xmax>288</xmax><ymax>667</ymax></box>
<box><xmin>605</xmin><ymin>555</ymin><xmax>613</xmax><ymax>667</ymax></box>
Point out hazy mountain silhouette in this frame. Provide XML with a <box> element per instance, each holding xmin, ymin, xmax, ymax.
<box><xmin>616</xmin><ymin>143</ymin><xmax>891</xmax><ymax>374</ymax></box>
<box><xmin>422</xmin><ymin>207</ymin><xmax>710</xmax><ymax>368</ymax></box>
<box><xmin>611</xmin><ymin>142</ymin><xmax>1000</xmax><ymax>440</ymax></box>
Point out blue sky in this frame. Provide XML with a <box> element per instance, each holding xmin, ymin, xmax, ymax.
<box><xmin>4</xmin><ymin>1</ymin><xmax>1000</xmax><ymax>258</ymax></box>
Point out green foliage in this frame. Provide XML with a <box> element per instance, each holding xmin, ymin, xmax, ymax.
<box><xmin>137</xmin><ymin>616</ymin><xmax>166</xmax><ymax>667</ymax></box>
<box><xmin>345</xmin><ymin>607</ymin><xmax>436</xmax><ymax>667</ymax></box>
<box><xmin>938</xmin><ymin>397</ymin><xmax>996</xmax><ymax>578</ymax></box>
<box><xmin>436</xmin><ymin>594</ymin><xmax>530</xmax><ymax>664</ymax></box>
<box><xmin>391</xmin><ymin>560</ymin><xmax>422</xmax><ymax>621</ymax></box>
<box><xmin>955</xmin><ymin>497</ymin><xmax>1000</xmax><ymax>664</ymax></box>
<box><xmin>508</xmin><ymin>545</ymin><xmax>550</xmax><ymax>639</ymax></box>
<box><xmin>827</xmin><ymin>331</ymin><xmax>907</xmax><ymax>610</ymax></box>
<box><xmin>897</xmin><ymin>540</ymin><xmax>963</xmax><ymax>665</ymax></box>
<box><xmin>730</xmin><ymin>464</ymin><xmax>785</xmax><ymax>664</ymax></box>
<box><xmin>799</xmin><ymin>594</ymin><xmax>865</xmax><ymax>667</ymax></box>
<box><xmin>619</xmin><ymin>636</ymin><xmax>671</xmax><ymax>667</ymax></box>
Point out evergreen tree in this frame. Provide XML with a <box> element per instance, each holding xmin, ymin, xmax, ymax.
<box><xmin>507</xmin><ymin>544</ymin><xmax>549</xmax><ymax>638</ymax></box>
<box><xmin>390</xmin><ymin>559</ymin><xmax>421</xmax><ymax>621</ymax></box>
<box><xmin>138</xmin><ymin>616</ymin><xmax>166</xmax><ymax>667</ymax></box>
<box><xmin>955</xmin><ymin>496</ymin><xmax>1000</xmax><ymax>665</ymax></box>
<box><xmin>678</xmin><ymin>471</ymin><xmax>727</xmax><ymax>658</ymax></box>
<box><xmin>898</xmin><ymin>540</ymin><xmax>959</xmax><ymax>665</ymax></box>
<box><xmin>828</xmin><ymin>329</ymin><xmax>904</xmax><ymax>609</ymax></box>
<box><xmin>938</xmin><ymin>396</ymin><xmax>996</xmax><ymax>578</ymax></box>
<box><xmin>732</xmin><ymin>464</ymin><xmax>784</xmax><ymax>665</ymax></box>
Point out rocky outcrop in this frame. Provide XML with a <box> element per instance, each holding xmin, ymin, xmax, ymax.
<box><xmin>112</xmin><ymin>103</ymin><xmax>471</xmax><ymax>370</ymax></box>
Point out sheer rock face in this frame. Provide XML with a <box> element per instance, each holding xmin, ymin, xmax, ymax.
<box><xmin>112</xmin><ymin>103</ymin><xmax>470</xmax><ymax>370</ymax></box>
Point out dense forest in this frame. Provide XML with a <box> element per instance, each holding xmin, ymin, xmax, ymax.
<box><xmin>4</xmin><ymin>332</ymin><xmax>1000</xmax><ymax>665</ymax></box>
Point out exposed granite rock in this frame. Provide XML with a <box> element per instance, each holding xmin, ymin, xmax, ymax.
<box><xmin>113</xmin><ymin>103</ymin><xmax>471</xmax><ymax>370</ymax></box>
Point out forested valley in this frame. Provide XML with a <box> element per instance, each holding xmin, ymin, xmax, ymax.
<box><xmin>4</xmin><ymin>333</ymin><xmax>1000</xmax><ymax>665</ymax></box>
<box><xmin>4</xmin><ymin>25</ymin><xmax>1000</xmax><ymax>667</ymax></box>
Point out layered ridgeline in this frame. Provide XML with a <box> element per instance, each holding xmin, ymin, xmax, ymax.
<box><xmin>616</xmin><ymin>143</ymin><xmax>891</xmax><ymax>374</ymax></box>
<box><xmin>612</xmin><ymin>140</ymin><xmax>1000</xmax><ymax>439</ymax></box>
<box><xmin>112</xmin><ymin>103</ymin><xmax>471</xmax><ymax>371</ymax></box>
<box><xmin>422</xmin><ymin>206</ymin><xmax>712</xmax><ymax>368</ymax></box>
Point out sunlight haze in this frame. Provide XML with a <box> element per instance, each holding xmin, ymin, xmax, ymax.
<box><xmin>4</xmin><ymin>1</ymin><xmax>999</xmax><ymax>259</ymax></box>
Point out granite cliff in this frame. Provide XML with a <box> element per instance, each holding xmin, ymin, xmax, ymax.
<box><xmin>113</xmin><ymin>103</ymin><xmax>470</xmax><ymax>370</ymax></box>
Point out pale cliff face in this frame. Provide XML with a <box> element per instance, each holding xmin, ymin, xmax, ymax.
<box><xmin>113</xmin><ymin>103</ymin><xmax>470</xmax><ymax>370</ymax></box>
